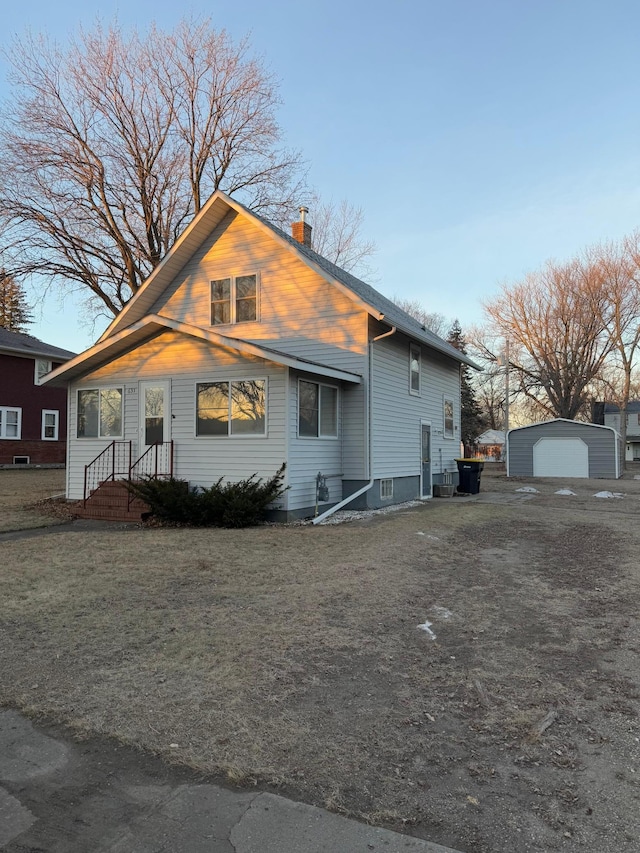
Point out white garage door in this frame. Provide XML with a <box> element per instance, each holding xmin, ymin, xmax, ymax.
<box><xmin>533</xmin><ymin>437</ymin><xmax>589</xmax><ymax>478</ymax></box>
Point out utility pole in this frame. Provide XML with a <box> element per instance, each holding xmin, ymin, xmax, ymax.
<box><xmin>504</xmin><ymin>339</ymin><xmax>510</xmax><ymax>435</ymax></box>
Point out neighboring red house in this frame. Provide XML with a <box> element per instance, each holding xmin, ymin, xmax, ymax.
<box><xmin>0</xmin><ymin>327</ymin><xmax>75</xmax><ymax>464</ymax></box>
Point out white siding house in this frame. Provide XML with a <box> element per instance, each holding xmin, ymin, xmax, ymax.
<box><xmin>44</xmin><ymin>191</ymin><xmax>477</xmax><ymax>520</ymax></box>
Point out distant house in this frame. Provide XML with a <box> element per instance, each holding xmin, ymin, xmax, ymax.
<box><xmin>44</xmin><ymin>191</ymin><xmax>478</xmax><ymax>520</ymax></box>
<box><xmin>474</xmin><ymin>428</ymin><xmax>506</xmax><ymax>461</ymax></box>
<box><xmin>0</xmin><ymin>328</ymin><xmax>75</xmax><ymax>465</ymax></box>
<box><xmin>594</xmin><ymin>402</ymin><xmax>640</xmax><ymax>462</ymax></box>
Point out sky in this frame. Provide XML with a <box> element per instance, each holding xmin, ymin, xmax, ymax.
<box><xmin>2</xmin><ymin>0</ymin><xmax>640</xmax><ymax>352</ymax></box>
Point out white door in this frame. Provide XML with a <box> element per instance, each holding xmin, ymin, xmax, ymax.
<box><xmin>533</xmin><ymin>437</ymin><xmax>588</xmax><ymax>478</ymax></box>
<box><xmin>139</xmin><ymin>381</ymin><xmax>170</xmax><ymax>450</ymax></box>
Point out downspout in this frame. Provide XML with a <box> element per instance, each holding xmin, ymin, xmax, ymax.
<box><xmin>313</xmin><ymin>325</ymin><xmax>397</xmax><ymax>524</ymax></box>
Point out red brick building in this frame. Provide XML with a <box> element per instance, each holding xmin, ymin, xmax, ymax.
<box><xmin>0</xmin><ymin>328</ymin><xmax>75</xmax><ymax>465</ymax></box>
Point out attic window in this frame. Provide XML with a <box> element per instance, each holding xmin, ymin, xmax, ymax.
<box><xmin>35</xmin><ymin>359</ymin><xmax>52</xmax><ymax>384</ymax></box>
<box><xmin>211</xmin><ymin>274</ymin><xmax>258</xmax><ymax>325</ymax></box>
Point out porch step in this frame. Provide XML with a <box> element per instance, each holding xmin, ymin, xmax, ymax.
<box><xmin>76</xmin><ymin>480</ymin><xmax>150</xmax><ymax>522</ymax></box>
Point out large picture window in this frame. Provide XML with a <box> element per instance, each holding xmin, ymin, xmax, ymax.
<box><xmin>298</xmin><ymin>380</ymin><xmax>338</xmax><ymax>438</ymax></box>
<box><xmin>210</xmin><ymin>274</ymin><xmax>258</xmax><ymax>325</ymax></box>
<box><xmin>409</xmin><ymin>345</ymin><xmax>421</xmax><ymax>395</ymax></box>
<box><xmin>77</xmin><ymin>388</ymin><xmax>123</xmax><ymax>438</ymax></box>
<box><xmin>0</xmin><ymin>407</ymin><xmax>21</xmax><ymax>439</ymax></box>
<box><xmin>197</xmin><ymin>380</ymin><xmax>266</xmax><ymax>436</ymax></box>
<box><xmin>444</xmin><ymin>399</ymin><xmax>454</xmax><ymax>438</ymax></box>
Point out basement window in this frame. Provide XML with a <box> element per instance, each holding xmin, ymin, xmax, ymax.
<box><xmin>380</xmin><ymin>478</ymin><xmax>393</xmax><ymax>500</ymax></box>
<box><xmin>13</xmin><ymin>456</ymin><xmax>30</xmax><ymax>465</ymax></box>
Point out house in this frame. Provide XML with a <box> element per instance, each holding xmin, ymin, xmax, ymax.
<box><xmin>474</xmin><ymin>428</ymin><xmax>506</xmax><ymax>462</ymax></box>
<box><xmin>0</xmin><ymin>327</ymin><xmax>75</xmax><ymax>465</ymax></box>
<box><xmin>43</xmin><ymin>191</ymin><xmax>478</xmax><ymax>521</ymax></box>
<box><xmin>507</xmin><ymin>419</ymin><xmax>621</xmax><ymax>479</ymax></box>
<box><xmin>594</xmin><ymin>401</ymin><xmax>640</xmax><ymax>462</ymax></box>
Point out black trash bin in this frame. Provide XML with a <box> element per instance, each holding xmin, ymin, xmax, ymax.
<box><xmin>456</xmin><ymin>458</ymin><xmax>484</xmax><ymax>494</ymax></box>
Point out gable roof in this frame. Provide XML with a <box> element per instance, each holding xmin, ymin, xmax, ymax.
<box><xmin>0</xmin><ymin>326</ymin><xmax>76</xmax><ymax>361</ymax></box>
<box><xmin>99</xmin><ymin>190</ymin><xmax>479</xmax><ymax>369</ymax></box>
<box><xmin>43</xmin><ymin>316</ymin><xmax>362</xmax><ymax>387</ymax></box>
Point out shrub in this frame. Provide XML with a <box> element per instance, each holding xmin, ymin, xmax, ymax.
<box><xmin>127</xmin><ymin>463</ymin><xmax>287</xmax><ymax>528</ymax></box>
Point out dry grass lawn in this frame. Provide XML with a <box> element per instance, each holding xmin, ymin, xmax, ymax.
<box><xmin>0</xmin><ymin>468</ymin><xmax>67</xmax><ymax>532</ymax></box>
<box><xmin>1</xmin><ymin>467</ymin><xmax>639</xmax><ymax>853</ymax></box>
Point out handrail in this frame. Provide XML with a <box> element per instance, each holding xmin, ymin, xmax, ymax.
<box><xmin>127</xmin><ymin>441</ymin><xmax>174</xmax><ymax>509</ymax></box>
<box><xmin>83</xmin><ymin>441</ymin><xmax>132</xmax><ymax>506</ymax></box>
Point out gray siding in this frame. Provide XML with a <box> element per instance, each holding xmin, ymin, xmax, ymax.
<box><xmin>508</xmin><ymin>420</ymin><xmax>620</xmax><ymax>478</ymax></box>
<box><xmin>370</xmin><ymin>323</ymin><xmax>462</xmax><ymax>484</ymax></box>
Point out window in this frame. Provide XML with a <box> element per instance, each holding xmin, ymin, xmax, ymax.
<box><xmin>298</xmin><ymin>380</ymin><xmax>338</xmax><ymax>437</ymax></box>
<box><xmin>35</xmin><ymin>359</ymin><xmax>52</xmax><ymax>384</ymax></box>
<box><xmin>42</xmin><ymin>410</ymin><xmax>59</xmax><ymax>441</ymax></box>
<box><xmin>380</xmin><ymin>479</ymin><xmax>393</xmax><ymax>500</ymax></box>
<box><xmin>444</xmin><ymin>399</ymin><xmax>454</xmax><ymax>438</ymax></box>
<box><xmin>210</xmin><ymin>274</ymin><xmax>258</xmax><ymax>325</ymax></box>
<box><xmin>77</xmin><ymin>388</ymin><xmax>123</xmax><ymax>437</ymax></box>
<box><xmin>409</xmin><ymin>345</ymin><xmax>421</xmax><ymax>395</ymax></box>
<box><xmin>0</xmin><ymin>407</ymin><xmax>21</xmax><ymax>439</ymax></box>
<box><xmin>196</xmin><ymin>380</ymin><xmax>266</xmax><ymax>436</ymax></box>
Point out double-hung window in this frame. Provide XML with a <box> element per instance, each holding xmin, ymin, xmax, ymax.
<box><xmin>210</xmin><ymin>274</ymin><xmax>258</xmax><ymax>325</ymax></box>
<box><xmin>0</xmin><ymin>407</ymin><xmax>21</xmax><ymax>439</ymax></box>
<box><xmin>298</xmin><ymin>380</ymin><xmax>338</xmax><ymax>438</ymax></box>
<box><xmin>196</xmin><ymin>380</ymin><xmax>266</xmax><ymax>436</ymax></box>
<box><xmin>77</xmin><ymin>388</ymin><xmax>123</xmax><ymax>438</ymax></box>
<box><xmin>34</xmin><ymin>359</ymin><xmax>52</xmax><ymax>384</ymax></box>
<box><xmin>444</xmin><ymin>399</ymin><xmax>454</xmax><ymax>438</ymax></box>
<box><xmin>42</xmin><ymin>410</ymin><xmax>59</xmax><ymax>440</ymax></box>
<box><xmin>409</xmin><ymin>345</ymin><xmax>421</xmax><ymax>395</ymax></box>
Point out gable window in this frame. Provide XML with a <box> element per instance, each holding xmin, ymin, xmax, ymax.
<box><xmin>298</xmin><ymin>380</ymin><xmax>338</xmax><ymax>438</ymax></box>
<box><xmin>0</xmin><ymin>407</ymin><xmax>21</xmax><ymax>439</ymax></box>
<box><xmin>444</xmin><ymin>399</ymin><xmax>454</xmax><ymax>438</ymax></box>
<box><xmin>409</xmin><ymin>345</ymin><xmax>421</xmax><ymax>395</ymax></box>
<box><xmin>77</xmin><ymin>388</ymin><xmax>123</xmax><ymax>438</ymax></box>
<box><xmin>42</xmin><ymin>410</ymin><xmax>59</xmax><ymax>441</ymax></box>
<box><xmin>197</xmin><ymin>380</ymin><xmax>266</xmax><ymax>436</ymax></box>
<box><xmin>210</xmin><ymin>274</ymin><xmax>258</xmax><ymax>325</ymax></box>
<box><xmin>35</xmin><ymin>359</ymin><xmax>52</xmax><ymax>384</ymax></box>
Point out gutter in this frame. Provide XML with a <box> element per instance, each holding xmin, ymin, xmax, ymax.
<box><xmin>313</xmin><ymin>326</ymin><xmax>397</xmax><ymax>524</ymax></box>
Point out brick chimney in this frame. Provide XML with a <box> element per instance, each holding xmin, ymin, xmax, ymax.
<box><xmin>291</xmin><ymin>206</ymin><xmax>312</xmax><ymax>248</ymax></box>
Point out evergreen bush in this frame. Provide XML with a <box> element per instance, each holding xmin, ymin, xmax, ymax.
<box><xmin>127</xmin><ymin>463</ymin><xmax>287</xmax><ymax>528</ymax></box>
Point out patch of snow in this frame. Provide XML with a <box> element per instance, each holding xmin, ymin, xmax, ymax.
<box><xmin>416</xmin><ymin>531</ymin><xmax>425</xmax><ymax>536</ymax></box>
<box><xmin>555</xmin><ymin>489</ymin><xmax>576</xmax><ymax>496</ymax></box>
<box><xmin>425</xmin><ymin>534</ymin><xmax>440</xmax><ymax>541</ymax></box>
<box><xmin>516</xmin><ymin>486</ymin><xmax>539</xmax><ymax>493</ymax></box>
<box><xmin>417</xmin><ymin>620</ymin><xmax>437</xmax><ymax>640</ymax></box>
<box><xmin>430</xmin><ymin>606</ymin><xmax>452</xmax><ymax>619</ymax></box>
<box><xmin>593</xmin><ymin>491</ymin><xmax>624</xmax><ymax>499</ymax></box>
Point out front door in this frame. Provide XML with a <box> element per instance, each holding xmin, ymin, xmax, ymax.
<box><xmin>421</xmin><ymin>422</ymin><xmax>432</xmax><ymax>498</ymax></box>
<box><xmin>139</xmin><ymin>381</ymin><xmax>170</xmax><ymax>450</ymax></box>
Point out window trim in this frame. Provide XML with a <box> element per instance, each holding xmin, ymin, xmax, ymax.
<box><xmin>380</xmin><ymin>478</ymin><xmax>393</xmax><ymax>500</ymax></box>
<box><xmin>210</xmin><ymin>271</ymin><xmax>260</xmax><ymax>326</ymax></box>
<box><xmin>0</xmin><ymin>406</ymin><xmax>22</xmax><ymax>440</ymax></box>
<box><xmin>42</xmin><ymin>409</ymin><xmax>60</xmax><ymax>441</ymax></box>
<box><xmin>34</xmin><ymin>359</ymin><xmax>52</xmax><ymax>385</ymax></box>
<box><xmin>443</xmin><ymin>397</ymin><xmax>455</xmax><ymax>439</ymax></box>
<box><xmin>409</xmin><ymin>344</ymin><xmax>421</xmax><ymax>396</ymax></box>
<box><xmin>76</xmin><ymin>387</ymin><xmax>124</xmax><ymax>439</ymax></box>
<box><xmin>195</xmin><ymin>378</ymin><xmax>268</xmax><ymax>438</ymax></box>
<box><xmin>297</xmin><ymin>379</ymin><xmax>339</xmax><ymax>439</ymax></box>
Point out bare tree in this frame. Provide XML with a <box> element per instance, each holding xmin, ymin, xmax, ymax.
<box><xmin>0</xmin><ymin>19</ymin><xmax>304</xmax><ymax>322</ymax></box>
<box><xmin>391</xmin><ymin>298</ymin><xmax>448</xmax><ymax>337</ymax></box>
<box><xmin>483</xmin><ymin>258</ymin><xmax>613</xmax><ymax>420</ymax></box>
<box><xmin>306</xmin><ymin>196</ymin><xmax>376</xmax><ymax>276</ymax></box>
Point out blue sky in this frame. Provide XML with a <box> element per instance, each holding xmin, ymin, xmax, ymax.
<box><xmin>3</xmin><ymin>0</ymin><xmax>640</xmax><ymax>352</ymax></box>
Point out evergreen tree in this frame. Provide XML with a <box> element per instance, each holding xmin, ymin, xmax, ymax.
<box><xmin>447</xmin><ymin>320</ymin><xmax>487</xmax><ymax>453</ymax></box>
<box><xmin>0</xmin><ymin>271</ymin><xmax>32</xmax><ymax>332</ymax></box>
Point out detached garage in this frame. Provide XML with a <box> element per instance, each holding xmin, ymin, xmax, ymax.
<box><xmin>507</xmin><ymin>419</ymin><xmax>622</xmax><ymax>479</ymax></box>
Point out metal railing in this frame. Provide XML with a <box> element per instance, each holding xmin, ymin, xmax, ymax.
<box><xmin>127</xmin><ymin>441</ymin><xmax>174</xmax><ymax>510</ymax></box>
<box><xmin>83</xmin><ymin>441</ymin><xmax>132</xmax><ymax>506</ymax></box>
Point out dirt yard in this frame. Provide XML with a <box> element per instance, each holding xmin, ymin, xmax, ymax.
<box><xmin>0</xmin><ymin>466</ymin><xmax>639</xmax><ymax>853</ymax></box>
